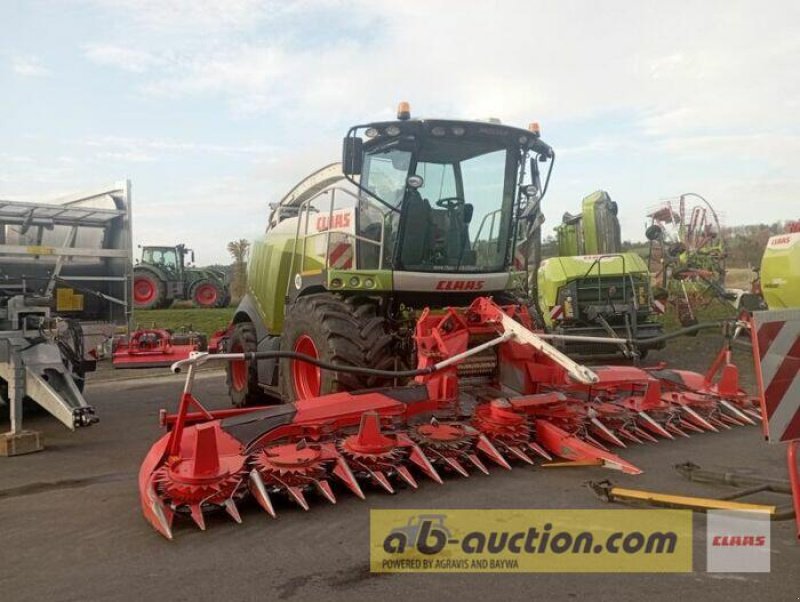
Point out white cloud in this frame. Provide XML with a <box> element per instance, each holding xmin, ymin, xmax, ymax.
<box><xmin>95</xmin><ymin>150</ymin><xmax>157</xmax><ymax>162</ymax></box>
<box><xmin>83</xmin><ymin>44</ymin><xmax>167</xmax><ymax>72</ymax></box>
<box><xmin>82</xmin><ymin>135</ymin><xmax>278</xmax><ymax>157</ymax></box>
<box><xmin>10</xmin><ymin>0</ymin><xmax>799</xmax><ymax>260</ymax></box>
<box><xmin>11</xmin><ymin>55</ymin><xmax>50</xmax><ymax>77</ymax></box>
<box><xmin>81</xmin><ymin>1</ymin><xmax>799</xmax><ymax>139</ymax></box>
<box><xmin>87</xmin><ymin>0</ymin><xmax>284</xmax><ymax>32</ymax></box>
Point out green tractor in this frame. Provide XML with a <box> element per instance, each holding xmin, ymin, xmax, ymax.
<box><xmin>133</xmin><ymin>244</ymin><xmax>230</xmax><ymax>309</ymax></box>
<box><xmin>226</xmin><ymin>104</ymin><xmax>555</xmax><ymax>405</ymax></box>
<box><xmin>536</xmin><ymin>191</ymin><xmax>664</xmax><ymax>357</ymax></box>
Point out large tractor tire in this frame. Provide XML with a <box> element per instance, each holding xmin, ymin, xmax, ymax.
<box><xmin>190</xmin><ymin>279</ymin><xmax>227</xmax><ymax>308</ymax></box>
<box><xmin>226</xmin><ymin>322</ymin><xmax>271</xmax><ymax>407</ymax></box>
<box><xmin>133</xmin><ymin>271</ymin><xmax>165</xmax><ymax>310</ymax></box>
<box><xmin>278</xmin><ymin>294</ymin><xmax>396</xmax><ymax>403</ymax></box>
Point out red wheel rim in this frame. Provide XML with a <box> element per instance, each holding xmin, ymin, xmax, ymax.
<box><xmin>194</xmin><ymin>284</ymin><xmax>218</xmax><ymax>307</ymax></box>
<box><xmin>134</xmin><ymin>277</ymin><xmax>156</xmax><ymax>304</ymax></box>
<box><xmin>292</xmin><ymin>335</ymin><xmax>321</xmax><ymax>400</ymax></box>
<box><xmin>230</xmin><ymin>349</ymin><xmax>248</xmax><ymax>391</ymax></box>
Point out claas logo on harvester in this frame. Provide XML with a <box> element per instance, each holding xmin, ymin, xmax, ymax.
<box><xmin>315</xmin><ymin>212</ymin><xmax>352</xmax><ymax>231</ymax></box>
<box><xmin>435</xmin><ymin>280</ymin><xmax>485</xmax><ymax>291</ymax></box>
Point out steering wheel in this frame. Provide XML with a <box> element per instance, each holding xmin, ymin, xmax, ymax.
<box><xmin>435</xmin><ymin>196</ymin><xmax>465</xmax><ymax>210</ymax></box>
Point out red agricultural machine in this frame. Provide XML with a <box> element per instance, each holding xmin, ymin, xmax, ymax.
<box><xmin>112</xmin><ymin>328</ymin><xmax>208</xmax><ymax>369</ymax></box>
<box><xmin>645</xmin><ymin>193</ymin><xmax>730</xmax><ymax>325</ymax></box>
<box><xmin>138</xmin><ymin>297</ymin><xmax>764</xmax><ymax>539</ymax></box>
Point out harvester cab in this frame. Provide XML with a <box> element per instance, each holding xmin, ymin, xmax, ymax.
<box><xmin>537</xmin><ymin>191</ymin><xmax>665</xmax><ymax>358</ymax></box>
<box><xmin>133</xmin><ymin>244</ymin><xmax>229</xmax><ymax>309</ymax></box>
<box><xmin>227</xmin><ymin>103</ymin><xmax>554</xmax><ymax>405</ymax></box>
<box><xmin>338</xmin><ymin>106</ymin><xmax>553</xmax><ymax>294</ymax></box>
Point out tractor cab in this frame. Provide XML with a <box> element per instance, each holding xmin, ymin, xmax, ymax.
<box><xmin>341</xmin><ymin>105</ymin><xmax>554</xmax><ymax>282</ymax></box>
<box><xmin>140</xmin><ymin>244</ymin><xmax>194</xmax><ymax>276</ymax></box>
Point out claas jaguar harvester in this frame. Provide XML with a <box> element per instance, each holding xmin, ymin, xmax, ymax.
<box><xmin>138</xmin><ymin>104</ymin><xmax>761</xmax><ymax>539</ymax></box>
<box><xmin>225</xmin><ymin>103</ymin><xmax>554</xmax><ymax>405</ymax></box>
<box><xmin>539</xmin><ymin>191</ymin><xmax>665</xmax><ymax>358</ymax></box>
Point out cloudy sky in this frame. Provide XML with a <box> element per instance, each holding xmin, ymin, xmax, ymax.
<box><xmin>1</xmin><ymin>0</ymin><xmax>797</xmax><ymax>264</ymax></box>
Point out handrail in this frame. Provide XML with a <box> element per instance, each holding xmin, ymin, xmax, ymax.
<box><xmin>286</xmin><ymin>187</ymin><xmax>388</xmax><ymax>297</ymax></box>
<box><xmin>579</xmin><ymin>253</ymin><xmax>635</xmax><ymax>307</ymax></box>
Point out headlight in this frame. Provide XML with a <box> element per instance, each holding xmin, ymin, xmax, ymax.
<box><xmin>348</xmin><ymin>276</ymin><xmax>360</xmax><ymax>287</ymax></box>
<box><xmin>364</xmin><ymin>278</ymin><xmax>375</xmax><ymax>288</ymax></box>
<box><xmin>365</xmin><ymin>127</ymin><xmax>379</xmax><ymax>138</ymax></box>
<box><xmin>431</xmin><ymin>126</ymin><xmax>446</xmax><ymax>136</ymax></box>
<box><xmin>385</xmin><ymin>125</ymin><xmax>401</xmax><ymax>136</ymax></box>
<box><xmin>451</xmin><ymin>126</ymin><xmax>466</xmax><ymax>136</ymax></box>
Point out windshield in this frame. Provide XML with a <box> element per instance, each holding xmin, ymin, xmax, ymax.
<box><xmin>143</xmin><ymin>248</ymin><xmax>179</xmax><ymax>270</ymax></box>
<box><xmin>360</xmin><ymin>138</ymin><xmax>518</xmax><ymax>272</ymax></box>
<box><xmin>361</xmin><ymin>149</ymin><xmax>411</xmax><ymax>207</ymax></box>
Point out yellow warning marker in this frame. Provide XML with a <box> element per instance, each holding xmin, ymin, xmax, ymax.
<box><xmin>542</xmin><ymin>459</ymin><xmax>603</xmax><ymax>468</ymax></box>
<box><xmin>589</xmin><ymin>481</ymin><xmax>777</xmax><ymax>514</ymax></box>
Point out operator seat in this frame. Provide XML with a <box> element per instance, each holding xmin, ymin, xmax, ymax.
<box><xmin>399</xmin><ymin>190</ymin><xmax>432</xmax><ymax>267</ymax></box>
<box><xmin>444</xmin><ymin>204</ymin><xmax>475</xmax><ymax>265</ymax></box>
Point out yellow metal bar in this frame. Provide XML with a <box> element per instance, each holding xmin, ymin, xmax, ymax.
<box><xmin>609</xmin><ymin>486</ymin><xmax>777</xmax><ymax>514</ymax></box>
<box><xmin>542</xmin><ymin>459</ymin><xmax>603</xmax><ymax>468</ymax></box>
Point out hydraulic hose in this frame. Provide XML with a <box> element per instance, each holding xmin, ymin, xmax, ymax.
<box><xmin>237</xmin><ymin>321</ymin><xmax>730</xmax><ymax>376</ymax></box>
<box><xmin>628</xmin><ymin>320</ymin><xmax>729</xmax><ymax>346</ymax></box>
<box><xmin>170</xmin><ymin>350</ymin><xmax>437</xmax><ymax>378</ymax></box>
<box><xmin>174</xmin><ymin>321</ymin><xmax>733</xmax><ymax>378</ymax></box>
<box><xmin>237</xmin><ymin>351</ymin><xmax>434</xmax><ymax>378</ymax></box>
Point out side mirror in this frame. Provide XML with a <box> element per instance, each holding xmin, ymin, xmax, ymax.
<box><xmin>463</xmin><ymin>204</ymin><xmax>474</xmax><ymax>224</ymax></box>
<box><xmin>342</xmin><ymin>137</ymin><xmax>363</xmax><ymax>175</ymax></box>
<box><xmin>191</xmin><ymin>250</ymin><xmax>195</xmax><ymax>264</ymax></box>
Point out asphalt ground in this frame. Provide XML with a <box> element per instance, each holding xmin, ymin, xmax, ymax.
<box><xmin>1</xmin><ymin>337</ymin><xmax>798</xmax><ymax>602</ymax></box>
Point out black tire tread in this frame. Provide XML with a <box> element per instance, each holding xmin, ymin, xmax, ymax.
<box><xmin>189</xmin><ymin>279</ymin><xmax>228</xmax><ymax>308</ymax></box>
<box><xmin>227</xmin><ymin>322</ymin><xmax>271</xmax><ymax>407</ymax></box>
<box><xmin>279</xmin><ymin>293</ymin><xmax>398</xmax><ymax>402</ymax></box>
<box><xmin>132</xmin><ymin>269</ymin><xmax>165</xmax><ymax>310</ymax></box>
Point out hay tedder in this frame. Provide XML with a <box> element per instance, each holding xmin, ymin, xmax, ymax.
<box><xmin>645</xmin><ymin>193</ymin><xmax>730</xmax><ymax>325</ymax></box>
<box><xmin>138</xmin><ymin>297</ymin><xmax>762</xmax><ymax>539</ymax></box>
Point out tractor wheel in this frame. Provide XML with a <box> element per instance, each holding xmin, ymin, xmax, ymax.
<box><xmin>226</xmin><ymin>322</ymin><xmax>271</xmax><ymax>407</ymax></box>
<box><xmin>190</xmin><ymin>279</ymin><xmax>226</xmax><ymax>308</ymax></box>
<box><xmin>278</xmin><ymin>294</ymin><xmax>396</xmax><ymax>403</ymax></box>
<box><xmin>133</xmin><ymin>271</ymin><xmax>165</xmax><ymax>310</ymax></box>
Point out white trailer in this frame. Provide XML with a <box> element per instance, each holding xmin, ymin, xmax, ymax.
<box><xmin>0</xmin><ymin>181</ymin><xmax>132</xmax><ymax>455</ymax></box>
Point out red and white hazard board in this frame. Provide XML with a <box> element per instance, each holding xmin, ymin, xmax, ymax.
<box><xmin>328</xmin><ymin>242</ymin><xmax>353</xmax><ymax>269</ymax></box>
<box><xmin>751</xmin><ymin>309</ymin><xmax>800</xmax><ymax>443</ymax></box>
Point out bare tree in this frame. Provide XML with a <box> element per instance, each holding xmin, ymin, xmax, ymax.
<box><xmin>227</xmin><ymin>239</ymin><xmax>251</xmax><ymax>301</ymax></box>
